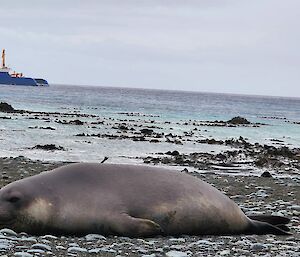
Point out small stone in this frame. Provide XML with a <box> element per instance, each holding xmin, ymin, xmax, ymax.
<box><xmin>261</xmin><ymin>171</ymin><xmax>273</xmax><ymax>178</ymax></box>
<box><xmin>31</xmin><ymin>243</ymin><xmax>51</xmax><ymax>251</ymax></box>
<box><xmin>68</xmin><ymin>246</ymin><xmax>88</xmax><ymax>253</ymax></box>
<box><xmin>250</xmin><ymin>243</ymin><xmax>268</xmax><ymax>252</ymax></box>
<box><xmin>56</xmin><ymin>246</ymin><xmax>66</xmax><ymax>250</ymax></box>
<box><xmin>292</xmin><ymin>210</ymin><xmax>300</xmax><ymax>216</ymax></box>
<box><xmin>98</xmin><ymin>246</ymin><xmax>117</xmax><ymax>253</ymax></box>
<box><xmin>68</xmin><ymin>243</ymin><xmax>79</xmax><ymax>247</ymax></box>
<box><xmin>85</xmin><ymin>234</ymin><xmax>106</xmax><ymax>241</ymax></box>
<box><xmin>14</xmin><ymin>253</ymin><xmax>33</xmax><ymax>257</ymax></box>
<box><xmin>169</xmin><ymin>238</ymin><xmax>186</xmax><ymax>243</ymax></box>
<box><xmin>88</xmin><ymin>248</ymin><xmax>101</xmax><ymax>254</ymax></box>
<box><xmin>166</xmin><ymin>250</ymin><xmax>189</xmax><ymax>257</ymax></box>
<box><xmin>219</xmin><ymin>250</ymin><xmax>230</xmax><ymax>255</ymax></box>
<box><xmin>27</xmin><ymin>249</ymin><xmax>45</xmax><ymax>254</ymax></box>
<box><xmin>41</xmin><ymin>235</ymin><xmax>58</xmax><ymax>240</ymax></box>
<box><xmin>88</xmin><ymin>247</ymin><xmax>117</xmax><ymax>254</ymax></box>
<box><xmin>0</xmin><ymin>228</ymin><xmax>18</xmax><ymax>237</ymax></box>
<box><xmin>290</xmin><ymin>205</ymin><xmax>300</xmax><ymax>211</ymax></box>
<box><xmin>18</xmin><ymin>237</ymin><xmax>37</xmax><ymax>243</ymax></box>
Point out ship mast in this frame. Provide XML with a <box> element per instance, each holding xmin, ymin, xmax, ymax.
<box><xmin>1</xmin><ymin>49</ymin><xmax>6</xmax><ymax>68</ymax></box>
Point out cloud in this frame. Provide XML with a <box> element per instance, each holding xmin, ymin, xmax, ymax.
<box><xmin>0</xmin><ymin>0</ymin><xmax>299</xmax><ymax>96</ymax></box>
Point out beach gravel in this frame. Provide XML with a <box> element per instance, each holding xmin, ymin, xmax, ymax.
<box><xmin>0</xmin><ymin>156</ymin><xmax>299</xmax><ymax>256</ymax></box>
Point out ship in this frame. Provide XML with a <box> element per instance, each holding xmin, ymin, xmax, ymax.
<box><xmin>0</xmin><ymin>49</ymin><xmax>49</xmax><ymax>86</ymax></box>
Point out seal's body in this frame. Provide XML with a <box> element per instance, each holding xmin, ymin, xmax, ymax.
<box><xmin>0</xmin><ymin>163</ymin><xmax>290</xmax><ymax>236</ymax></box>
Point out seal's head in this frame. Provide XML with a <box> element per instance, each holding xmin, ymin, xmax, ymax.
<box><xmin>0</xmin><ymin>182</ymin><xmax>30</xmax><ymax>230</ymax></box>
<box><xmin>0</xmin><ymin>180</ymin><xmax>54</xmax><ymax>234</ymax></box>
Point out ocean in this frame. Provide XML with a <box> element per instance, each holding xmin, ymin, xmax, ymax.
<box><xmin>0</xmin><ymin>84</ymin><xmax>299</xmax><ymax>165</ymax></box>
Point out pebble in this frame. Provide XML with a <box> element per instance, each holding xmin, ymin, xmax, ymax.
<box><xmin>166</xmin><ymin>250</ymin><xmax>189</xmax><ymax>257</ymax></box>
<box><xmin>56</xmin><ymin>245</ymin><xmax>66</xmax><ymax>250</ymax></box>
<box><xmin>170</xmin><ymin>244</ymin><xmax>185</xmax><ymax>250</ymax></box>
<box><xmin>14</xmin><ymin>253</ymin><xmax>33</xmax><ymax>257</ymax></box>
<box><xmin>18</xmin><ymin>237</ymin><xmax>37</xmax><ymax>243</ymax></box>
<box><xmin>255</xmin><ymin>189</ymin><xmax>269</xmax><ymax>198</ymax></box>
<box><xmin>168</xmin><ymin>238</ymin><xmax>186</xmax><ymax>243</ymax></box>
<box><xmin>84</xmin><ymin>233</ymin><xmax>106</xmax><ymax>241</ymax></box>
<box><xmin>250</xmin><ymin>243</ymin><xmax>269</xmax><ymax>252</ymax></box>
<box><xmin>219</xmin><ymin>249</ymin><xmax>231</xmax><ymax>255</ymax></box>
<box><xmin>290</xmin><ymin>205</ymin><xmax>300</xmax><ymax>211</ymax></box>
<box><xmin>0</xmin><ymin>228</ymin><xmax>18</xmax><ymax>237</ymax></box>
<box><xmin>88</xmin><ymin>247</ymin><xmax>117</xmax><ymax>254</ymax></box>
<box><xmin>31</xmin><ymin>243</ymin><xmax>51</xmax><ymax>251</ymax></box>
<box><xmin>41</xmin><ymin>235</ymin><xmax>58</xmax><ymax>240</ymax></box>
<box><xmin>99</xmin><ymin>246</ymin><xmax>117</xmax><ymax>253</ymax></box>
<box><xmin>27</xmin><ymin>249</ymin><xmax>45</xmax><ymax>254</ymax></box>
<box><xmin>292</xmin><ymin>210</ymin><xmax>300</xmax><ymax>216</ymax></box>
<box><xmin>246</xmin><ymin>211</ymin><xmax>264</xmax><ymax>216</ymax></box>
<box><xmin>67</xmin><ymin>246</ymin><xmax>88</xmax><ymax>253</ymax></box>
<box><xmin>88</xmin><ymin>248</ymin><xmax>102</xmax><ymax>254</ymax></box>
<box><xmin>0</xmin><ymin>157</ymin><xmax>299</xmax><ymax>256</ymax></box>
<box><xmin>261</xmin><ymin>171</ymin><xmax>272</xmax><ymax>178</ymax></box>
<box><xmin>68</xmin><ymin>243</ymin><xmax>79</xmax><ymax>247</ymax></box>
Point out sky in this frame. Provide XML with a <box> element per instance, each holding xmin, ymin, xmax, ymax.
<box><xmin>0</xmin><ymin>0</ymin><xmax>299</xmax><ymax>97</ymax></box>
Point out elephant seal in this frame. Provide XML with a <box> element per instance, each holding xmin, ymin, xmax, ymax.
<box><xmin>0</xmin><ymin>163</ymin><xmax>290</xmax><ymax>237</ymax></box>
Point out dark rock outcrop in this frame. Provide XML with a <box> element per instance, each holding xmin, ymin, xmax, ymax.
<box><xmin>227</xmin><ymin>116</ymin><xmax>250</xmax><ymax>125</ymax></box>
<box><xmin>33</xmin><ymin>144</ymin><xmax>65</xmax><ymax>151</ymax></box>
<box><xmin>0</xmin><ymin>102</ymin><xmax>15</xmax><ymax>113</ymax></box>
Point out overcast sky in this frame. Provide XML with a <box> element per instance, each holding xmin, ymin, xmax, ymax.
<box><xmin>1</xmin><ymin>0</ymin><xmax>299</xmax><ymax>97</ymax></box>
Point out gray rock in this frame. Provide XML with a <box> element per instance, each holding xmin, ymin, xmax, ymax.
<box><xmin>41</xmin><ymin>235</ymin><xmax>58</xmax><ymax>240</ymax></box>
<box><xmin>141</xmin><ymin>254</ymin><xmax>156</xmax><ymax>257</ymax></box>
<box><xmin>168</xmin><ymin>238</ymin><xmax>186</xmax><ymax>243</ymax></box>
<box><xmin>250</xmin><ymin>243</ymin><xmax>269</xmax><ymax>252</ymax></box>
<box><xmin>18</xmin><ymin>237</ymin><xmax>37</xmax><ymax>243</ymax></box>
<box><xmin>67</xmin><ymin>246</ymin><xmax>88</xmax><ymax>253</ymax></box>
<box><xmin>291</xmin><ymin>205</ymin><xmax>300</xmax><ymax>211</ymax></box>
<box><xmin>56</xmin><ymin>245</ymin><xmax>66</xmax><ymax>250</ymax></box>
<box><xmin>27</xmin><ymin>249</ymin><xmax>45</xmax><ymax>254</ymax></box>
<box><xmin>68</xmin><ymin>243</ymin><xmax>79</xmax><ymax>247</ymax></box>
<box><xmin>166</xmin><ymin>250</ymin><xmax>189</xmax><ymax>257</ymax></box>
<box><xmin>219</xmin><ymin>250</ymin><xmax>231</xmax><ymax>255</ymax></box>
<box><xmin>84</xmin><ymin>234</ymin><xmax>106</xmax><ymax>241</ymax></box>
<box><xmin>0</xmin><ymin>228</ymin><xmax>18</xmax><ymax>237</ymax></box>
<box><xmin>14</xmin><ymin>253</ymin><xmax>33</xmax><ymax>257</ymax></box>
<box><xmin>31</xmin><ymin>243</ymin><xmax>51</xmax><ymax>251</ymax></box>
<box><xmin>92</xmin><ymin>246</ymin><xmax>117</xmax><ymax>253</ymax></box>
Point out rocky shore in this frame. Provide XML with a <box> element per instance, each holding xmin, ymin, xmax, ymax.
<box><xmin>142</xmin><ymin>136</ymin><xmax>300</xmax><ymax>178</ymax></box>
<box><xmin>0</xmin><ymin>156</ymin><xmax>299</xmax><ymax>257</ymax></box>
<box><xmin>0</xmin><ymin>101</ymin><xmax>299</xmax><ymax>256</ymax></box>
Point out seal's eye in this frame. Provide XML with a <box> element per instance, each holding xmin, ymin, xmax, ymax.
<box><xmin>8</xmin><ymin>196</ymin><xmax>20</xmax><ymax>203</ymax></box>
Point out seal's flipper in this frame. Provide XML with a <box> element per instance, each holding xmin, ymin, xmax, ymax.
<box><xmin>248</xmin><ymin>220</ymin><xmax>292</xmax><ymax>235</ymax></box>
<box><xmin>248</xmin><ymin>215</ymin><xmax>290</xmax><ymax>226</ymax></box>
<box><xmin>111</xmin><ymin>214</ymin><xmax>163</xmax><ymax>237</ymax></box>
<box><xmin>276</xmin><ymin>224</ymin><xmax>290</xmax><ymax>232</ymax></box>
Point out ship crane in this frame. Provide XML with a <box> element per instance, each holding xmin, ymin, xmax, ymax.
<box><xmin>2</xmin><ymin>49</ymin><xmax>6</xmax><ymax>69</ymax></box>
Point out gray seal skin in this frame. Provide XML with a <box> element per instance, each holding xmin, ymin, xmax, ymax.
<box><xmin>0</xmin><ymin>163</ymin><xmax>290</xmax><ymax>237</ymax></box>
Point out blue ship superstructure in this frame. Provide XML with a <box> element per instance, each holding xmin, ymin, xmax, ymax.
<box><xmin>0</xmin><ymin>49</ymin><xmax>49</xmax><ymax>86</ymax></box>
